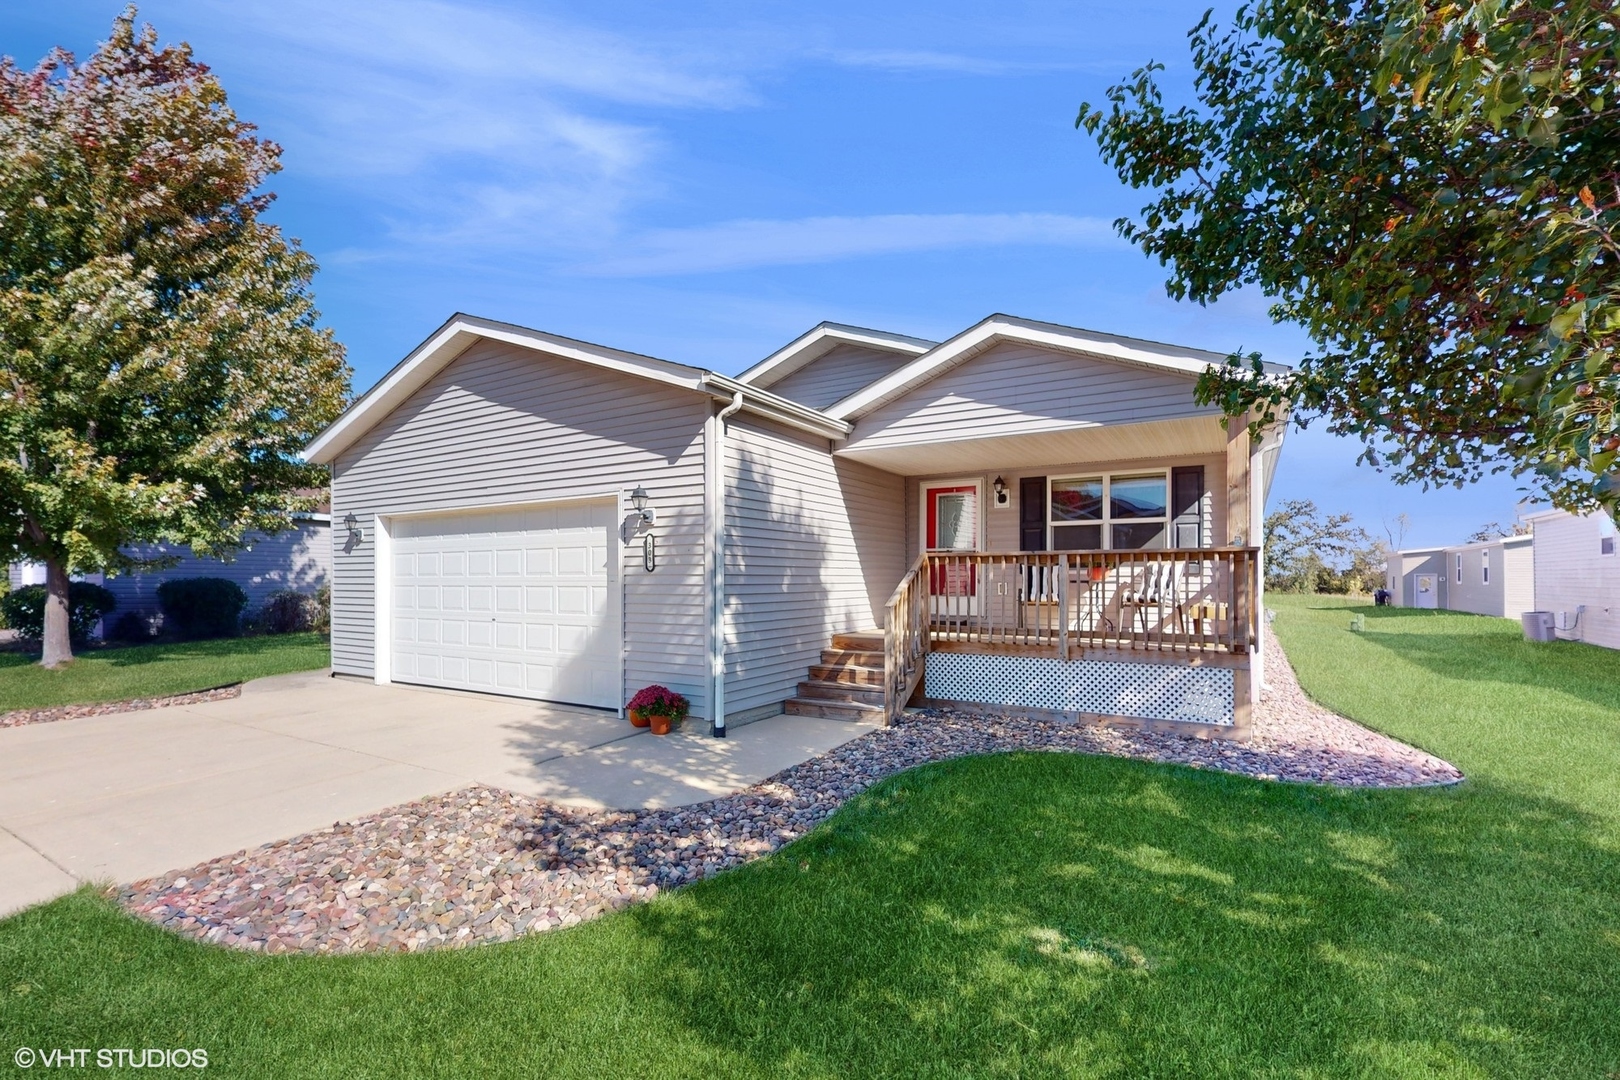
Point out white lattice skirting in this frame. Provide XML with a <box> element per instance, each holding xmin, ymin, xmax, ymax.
<box><xmin>924</xmin><ymin>653</ymin><xmax>1235</xmax><ymax>726</ymax></box>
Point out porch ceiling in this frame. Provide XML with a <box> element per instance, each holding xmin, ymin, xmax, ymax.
<box><xmin>833</xmin><ymin>415</ymin><xmax>1228</xmax><ymax>474</ymax></box>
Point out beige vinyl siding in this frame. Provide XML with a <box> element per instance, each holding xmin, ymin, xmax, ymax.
<box><xmin>107</xmin><ymin>523</ymin><xmax>330</xmax><ymax>616</ymax></box>
<box><xmin>330</xmin><ymin>338</ymin><xmax>711</xmax><ymax>717</ymax></box>
<box><xmin>1439</xmin><ymin>537</ymin><xmax>1533</xmax><ymax>619</ymax></box>
<box><xmin>723</xmin><ymin>417</ymin><xmax>906</xmax><ymax>718</ymax></box>
<box><xmin>1444</xmin><ymin>544</ymin><xmax>1508</xmax><ymax>617</ymax></box>
<box><xmin>907</xmin><ymin>457</ymin><xmax>1222</xmax><ymax>632</ymax></box>
<box><xmin>764</xmin><ymin>344</ymin><xmax>918</xmax><ymax>410</ymax></box>
<box><xmin>847</xmin><ymin>340</ymin><xmax>1218</xmax><ymax>453</ymax></box>
<box><xmin>1532</xmin><ymin>510</ymin><xmax>1620</xmax><ymax>648</ymax></box>
<box><xmin>1389</xmin><ymin>550</ymin><xmax>1447</xmax><ymax>608</ymax></box>
<box><xmin>903</xmin><ymin>455</ymin><xmax>1224</xmax><ymax>556</ymax></box>
<box><xmin>1502</xmin><ymin>540</ymin><xmax>1535</xmax><ymax>619</ymax></box>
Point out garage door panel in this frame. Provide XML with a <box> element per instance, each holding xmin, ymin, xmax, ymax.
<box><xmin>392</xmin><ymin>500</ymin><xmax>619</xmax><ymax>709</ymax></box>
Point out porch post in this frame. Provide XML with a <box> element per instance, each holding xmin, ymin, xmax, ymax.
<box><xmin>1225</xmin><ymin>411</ymin><xmax>1251</xmax><ymax>547</ymax></box>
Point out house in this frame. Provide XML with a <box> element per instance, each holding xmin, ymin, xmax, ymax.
<box><xmin>105</xmin><ymin>516</ymin><xmax>332</xmax><ymax>619</ymax></box>
<box><xmin>8</xmin><ymin>515</ymin><xmax>331</xmax><ymax>626</ymax></box>
<box><xmin>1386</xmin><ymin>534</ymin><xmax>1535</xmax><ymax>619</ymax></box>
<box><xmin>1522</xmin><ymin>507</ymin><xmax>1620</xmax><ymax>649</ymax></box>
<box><xmin>303</xmin><ymin>313</ymin><xmax>1288</xmax><ymax>738</ymax></box>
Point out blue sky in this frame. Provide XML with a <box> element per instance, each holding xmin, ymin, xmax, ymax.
<box><xmin>6</xmin><ymin>0</ymin><xmax>1532</xmax><ymax>548</ymax></box>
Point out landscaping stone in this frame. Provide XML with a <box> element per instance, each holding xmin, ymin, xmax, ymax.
<box><xmin>117</xmin><ymin>628</ymin><xmax>1460</xmax><ymax>954</ymax></box>
<box><xmin>0</xmin><ymin>685</ymin><xmax>242</xmax><ymax>729</ymax></box>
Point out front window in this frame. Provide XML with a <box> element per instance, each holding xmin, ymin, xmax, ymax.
<box><xmin>1049</xmin><ymin>472</ymin><xmax>1169</xmax><ymax>550</ymax></box>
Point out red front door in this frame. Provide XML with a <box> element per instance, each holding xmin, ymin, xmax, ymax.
<box><xmin>925</xmin><ymin>483</ymin><xmax>979</xmax><ymax>608</ymax></box>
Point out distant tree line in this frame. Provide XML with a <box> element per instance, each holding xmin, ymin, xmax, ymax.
<box><xmin>1265</xmin><ymin>501</ymin><xmax>1525</xmax><ymax>595</ymax></box>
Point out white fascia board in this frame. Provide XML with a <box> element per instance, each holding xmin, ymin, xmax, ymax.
<box><xmin>828</xmin><ymin>314</ymin><xmax>1294</xmax><ymax>421</ymax></box>
<box><xmin>733</xmin><ymin>322</ymin><xmax>936</xmax><ymax>389</ymax></box>
<box><xmin>1445</xmin><ymin>535</ymin><xmax>1533</xmax><ymax>552</ymax></box>
<box><xmin>701</xmin><ymin>373</ymin><xmax>851</xmax><ymax>439</ymax></box>
<box><xmin>303</xmin><ymin>314</ymin><xmax>710</xmax><ymax>464</ymax></box>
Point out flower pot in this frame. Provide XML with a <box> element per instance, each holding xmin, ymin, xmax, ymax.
<box><xmin>628</xmin><ymin>708</ymin><xmax>651</xmax><ymax>728</ymax></box>
<box><xmin>648</xmin><ymin>713</ymin><xmax>672</xmax><ymax>736</ymax></box>
<box><xmin>1089</xmin><ymin>566</ymin><xmax>1106</xmax><ymax>582</ymax></box>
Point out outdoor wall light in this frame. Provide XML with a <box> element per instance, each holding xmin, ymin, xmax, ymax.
<box><xmin>630</xmin><ymin>484</ymin><xmax>656</xmax><ymax>526</ymax></box>
<box><xmin>992</xmin><ymin>476</ymin><xmax>1009</xmax><ymax>506</ymax></box>
<box><xmin>630</xmin><ymin>486</ymin><xmax>657</xmax><ymax>571</ymax></box>
<box><xmin>343</xmin><ymin>512</ymin><xmax>363</xmax><ymax>550</ymax></box>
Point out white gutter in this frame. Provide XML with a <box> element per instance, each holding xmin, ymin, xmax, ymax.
<box><xmin>706</xmin><ymin>390</ymin><xmax>745</xmax><ymax>738</ymax></box>
<box><xmin>702</xmin><ymin>373</ymin><xmax>850</xmax><ymax>440</ymax></box>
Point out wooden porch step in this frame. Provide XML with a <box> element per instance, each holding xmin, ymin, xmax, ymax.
<box><xmin>830</xmin><ymin>631</ymin><xmax>885</xmax><ymax>651</ymax></box>
<box><xmin>820</xmin><ymin>648</ymin><xmax>883</xmax><ymax>667</ymax></box>
<box><xmin>783</xmin><ymin>697</ymin><xmax>885</xmax><ymax>722</ymax></box>
<box><xmin>795</xmin><ymin>679</ymin><xmax>885</xmax><ymax>706</ymax></box>
<box><xmin>807</xmin><ymin>662</ymin><xmax>884</xmax><ymax>686</ymax></box>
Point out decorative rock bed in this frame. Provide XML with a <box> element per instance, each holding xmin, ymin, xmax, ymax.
<box><xmin>0</xmin><ymin>685</ymin><xmax>242</xmax><ymax>729</ymax></box>
<box><xmin>118</xmin><ymin>630</ymin><xmax>1460</xmax><ymax>954</ymax></box>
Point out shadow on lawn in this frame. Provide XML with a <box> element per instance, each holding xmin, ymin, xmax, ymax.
<box><xmin>2</xmin><ymin>753</ymin><xmax>1616</xmax><ymax>1078</ymax></box>
<box><xmin>620</xmin><ymin>753</ymin><xmax>1620</xmax><ymax>1077</ymax></box>
<box><xmin>1285</xmin><ymin>599</ymin><xmax>1620</xmax><ymax>715</ymax></box>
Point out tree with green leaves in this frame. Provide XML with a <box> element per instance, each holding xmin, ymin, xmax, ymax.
<box><xmin>1262</xmin><ymin>498</ymin><xmax>1369</xmax><ymax>590</ymax></box>
<box><xmin>0</xmin><ymin>9</ymin><xmax>351</xmax><ymax>667</ymax></box>
<box><xmin>1078</xmin><ymin>0</ymin><xmax>1618</xmax><ymax>511</ymax></box>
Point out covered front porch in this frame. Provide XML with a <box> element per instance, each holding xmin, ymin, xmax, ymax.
<box><xmin>877</xmin><ymin>546</ymin><xmax>1260</xmax><ymax>735</ymax></box>
<box><xmin>833</xmin><ymin>410</ymin><xmax>1272</xmax><ymax>737</ymax></box>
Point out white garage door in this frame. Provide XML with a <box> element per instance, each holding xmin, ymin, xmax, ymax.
<box><xmin>391</xmin><ymin>500</ymin><xmax>619</xmax><ymax>708</ymax></box>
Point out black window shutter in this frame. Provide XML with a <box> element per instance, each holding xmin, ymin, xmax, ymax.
<box><xmin>1170</xmin><ymin>466</ymin><xmax>1204</xmax><ymax>548</ymax></box>
<box><xmin>1019</xmin><ymin>476</ymin><xmax>1047</xmax><ymax>551</ymax></box>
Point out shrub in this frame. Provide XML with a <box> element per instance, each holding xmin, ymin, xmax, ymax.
<box><xmin>260</xmin><ymin>589</ymin><xmax>314</xmax><ymax>634</ymax></box>
<box><xmin>107</xmin><ymin>610</ymin><xmax>158</xmax><ymax>644</ymax></box>
<box><xmin>156</xmin><ymin>577</ymin><xmax>248</xmax><ymax>640</ymax></box>
<box><xmin>310</xmin><ymin>583</ymin><xmax>331</xmax><ymax>634</ymax></box>
<box><xmin>627</xmin><ymin>684</ymin><xmax>689</xmax><ymax>718</ymax></box>
<box><xmin>0</xmin><ymin>582</ymin><xmax>117</xmax><ymax>642</ymax></box>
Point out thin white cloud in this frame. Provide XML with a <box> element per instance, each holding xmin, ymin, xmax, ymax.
<box><xmin>581</xmin><ymin>213</ymin><xmax>1123</xmax><ymax>276</ymax></box>
<box><xmin>175</xmin><ymin>0</ymin><xmax>753</xmax><ymax>246</ymax></box>
<box><xmin>829</xmin><ymin>49</ymin><xmax>1018</xmax><ymax>75</ymax></box>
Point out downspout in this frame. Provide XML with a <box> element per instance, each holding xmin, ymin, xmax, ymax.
<box><xmin>707</xmin><ymin>390</ymin><xmax>745</xmax><ymax>737</ymax></box>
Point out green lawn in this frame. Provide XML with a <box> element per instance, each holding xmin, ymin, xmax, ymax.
<box><xmin>0</xmin><ymin>634</ymin><xmax>330</xmax><ymax>712</ymax></box>
<box><xmin>1</xmin><ymin>598</ymin><xmax>1616</xmax><ymax>1077</ymax></box>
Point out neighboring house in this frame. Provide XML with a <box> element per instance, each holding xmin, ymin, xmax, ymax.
<box><xmin>1387</xmin><ymin>535</ymin><xmax>1534</xmax><ymax>619</ymax></box>
<box><xmin>1522</xmin><ymin>507</ymin><xmax>1620</xmax><ymax>649</ymax></box>
<box><xmin>304</xmin><ymin>313</ymin><xmax>1288</xmax><ymax>737</ymax></box>
<box><xmin>8</xmin><ymin>516</ymin><xmax>331</xmax><ymax>620</ymax></box>
<box><xmin>106</xmin><ymin>517</ymin><xmax>332</xmax><ymax>617</ymax></box>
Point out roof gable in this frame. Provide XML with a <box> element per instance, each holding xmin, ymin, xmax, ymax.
<box><xmin>734</xmin><ymin>321</ymin><xmax>936</xmax><ymax>390</ymax></box>
<box><xmin>305</xmin><ymin>314</ymin><xmax>846</xmax><ymax>464</ymax></box>
<box><xmin>827</xmin><ymin>314</ymin><xmax>1290</xmax><ymax>421</ymax></box>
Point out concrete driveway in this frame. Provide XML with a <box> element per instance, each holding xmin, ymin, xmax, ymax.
<box><xmin>0</xmin><ymin>670</ymin><xmax>875</xmax><ymax>917</ymax></box>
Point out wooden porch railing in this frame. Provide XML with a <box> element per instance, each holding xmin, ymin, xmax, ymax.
<box><xmin>883</xmin><ymin>552</ymin><xmax>930</xmax><ymax>725</ymax></box>
<box><xmin>881</xmin><ymin>548</ymin><xmax>1260</xmax><ymax>723</ymax></box>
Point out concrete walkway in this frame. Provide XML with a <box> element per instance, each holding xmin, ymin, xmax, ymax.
<box><xmin>0</xmin><ymin>670</ymin><xmax>875</xmax><ymax>917</ymax></box>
